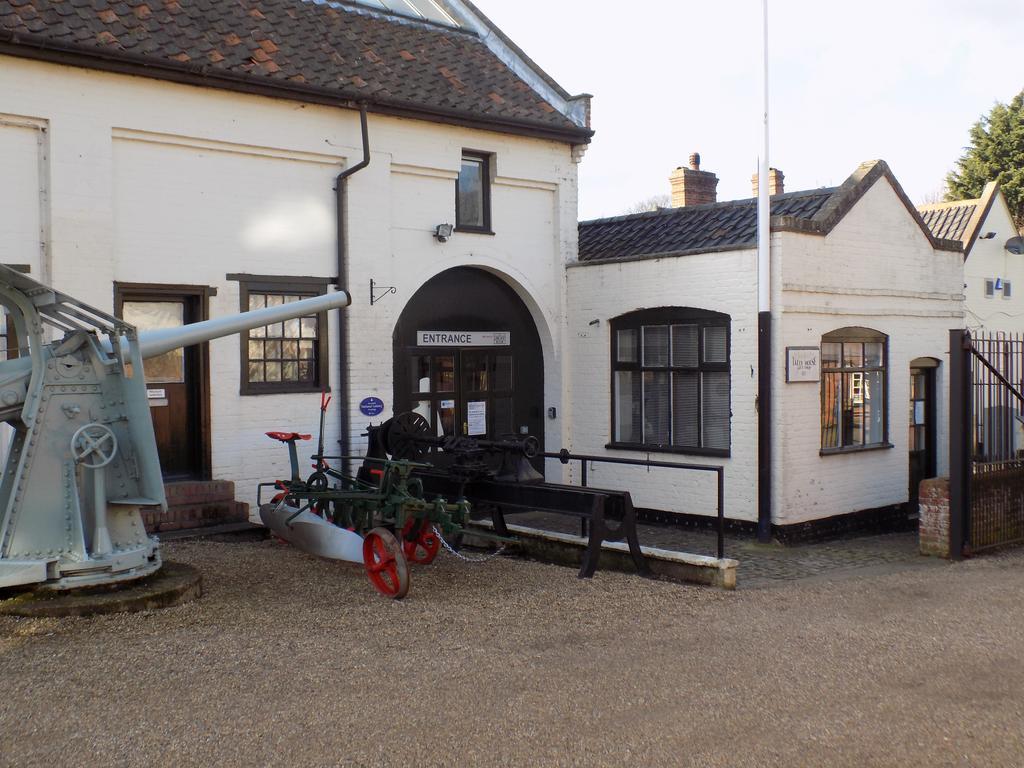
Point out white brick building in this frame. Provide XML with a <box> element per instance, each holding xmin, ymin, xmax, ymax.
<box><xmin>0</xmin><ymin>0</ymin><xmax>591</xmax><ymax>521</ymax></box>
<box><xmin>572</xmin><ymin>159</ymin><xmax>964</xmax><ymax>538</ymax></box>
<box><xmin>919</xmin><ymin>182</ymin><xmax>1023</xmax><ymax>333</ymax></box>
<box><xmin>0</xmin><ymin>0</ymin><xmax>974</xmax><ymax>542</ymax></box>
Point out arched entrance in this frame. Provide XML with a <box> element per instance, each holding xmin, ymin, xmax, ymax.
<box><xmin>392</xmin><ymin>267</ymin><xmax>544</xmax><ymax>450</ymax></box>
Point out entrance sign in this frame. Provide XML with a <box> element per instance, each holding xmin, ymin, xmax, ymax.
<box><xmin>467</xmin><ymin>400</ymin><xmax>487</xmax><ymax>435</ymax></box>
<box><xmin>359</xmin><ymin>396</ymin><xmax>385</xmax><ymax>417</ymax></box>
<box><xmin>417</xmin><ymin>331</ymin><xmax>510</xmax><ymax>347</ymax></box>
<box><xmin>786</xmin><ymin>346</ymin><xmax>820</xmax><ymax>382</ymax></box>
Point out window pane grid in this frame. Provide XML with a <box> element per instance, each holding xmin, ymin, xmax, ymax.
<box><xmin>246</xmin><ymin>290</ymin><xmax>320</xmax><ymax>388</ymax></box>
<box><xmin>820</xmin><ymin>336</ymin><xmax>886</xmax><ymax>449</ymax></box>
<box><xmin>612</xmin><ymin>316</ymin><xmax>730</xmax><ymax>451</ymax></box>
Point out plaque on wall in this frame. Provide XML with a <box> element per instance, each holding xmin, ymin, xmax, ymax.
<box><xmin>786</xmin><ymin>346</ymin><xmax>820</xmax><ymax>382</ymax></box>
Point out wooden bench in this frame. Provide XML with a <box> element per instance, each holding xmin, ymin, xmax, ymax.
<box><xmin>417</xmin><ymin>473</ymin><xmax>649</xmax><ymax>578</ymax></box>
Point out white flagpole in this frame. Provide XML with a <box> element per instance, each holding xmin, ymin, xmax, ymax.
<box><xmin>757</xmin><ymin>0</ymin><xmax>770</xmax><ymax>313</ymax></box>
<box><xmin>756</xmin><ymin>0</ymin><xmax>772</xmax><ymax>542</ymax></box>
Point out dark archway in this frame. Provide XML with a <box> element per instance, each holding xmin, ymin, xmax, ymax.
<box><xmin>392</xmin><ymin>267</ymin><xmax>544</xmax><ymax>454</ymax></box>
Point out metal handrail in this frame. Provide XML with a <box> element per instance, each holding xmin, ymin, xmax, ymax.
<box><xmin>541</xmin><ymin>449</ymin><xmax>726</xmax><ymax>560</ymax></box>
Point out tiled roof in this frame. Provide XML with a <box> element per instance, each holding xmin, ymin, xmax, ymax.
<box><xmin>917</xmin><ymin>201</ymin><xmax>979</xmax><ymax>243</ymax></box>
<box><xmin>0</xmin><ymin>0</ymin><xmax>589</xmax><ymax>140</ymax></box>
<box><xmin>578</xmin><ymin>189</ymin><xmax>836</xmax><ymax>262</ymax></box>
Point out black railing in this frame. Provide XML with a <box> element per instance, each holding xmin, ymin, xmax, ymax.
<box><xmin>542</xmin><ymin>449</ymin><xmax>726</xmax><ymax>559</ymax></box>
<box><xmin>950</xmin><ymin>329</ymin><xmax>1024</xmax><ymax>555</ymax></box>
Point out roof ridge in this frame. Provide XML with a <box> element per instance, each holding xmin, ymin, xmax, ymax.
<box><xmin>917</xmin><ymin>198</ymin><xmax>980</xmax><ymax>211</ymax></box>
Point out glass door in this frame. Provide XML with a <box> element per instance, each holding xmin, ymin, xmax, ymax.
<box><xmin>908</xmin><ymin>366</ymin><xmax>936</xmax><ymax>506</ymax></box>
<box><xmin>406</xmin><ymin>350</ymin><xmax>516</xmax><ymax>441</ymax></box>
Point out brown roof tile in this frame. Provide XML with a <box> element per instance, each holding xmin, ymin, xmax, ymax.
<box><xmin>0</xmin><ymin>0</ymin><xmax>588</xmax><ymax>140</ymax></box>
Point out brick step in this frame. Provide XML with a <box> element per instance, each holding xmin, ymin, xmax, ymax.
<box><xmin>163</xmin><ymin>480</ymin><xmax>237</xmax><ymax>506</ymax></box>
<box><xmin>142</xmin><ymin>499</ymin><xmax>250</xmax><ymax>534</ymax></box>
<box><xmin>140</xmin><ymin>479</ymin><xmax>249</xmax><ymax>534</ymax></box>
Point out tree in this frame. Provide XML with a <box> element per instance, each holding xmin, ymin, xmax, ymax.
<box><xmin>946</xmin><ymin>89</ymin><xmax>1024</xmax><ymax>229</ymax></box>
<box><xmin>624</xmin><ymin>194</ymin><xmax>671</xmax><ymax>214</ymax></box>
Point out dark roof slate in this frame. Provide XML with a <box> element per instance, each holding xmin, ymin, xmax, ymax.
<box><xmin>0</xmin><ymin>0</ymin><xmax>588</xmax><ymax>139</ymax></box>
<box><xmin>918</xmin><ymin>202</ymin><xmax>978</xmax><ymax>243</ymax></box>
<box><xmin>578</xmin><ymin>189</ymin><xmax>836</xmax><ymax>262</ymax></box>
<box><xmin>579</xmin><ymin>160</ymin><xmax>965</xmax><ymax>263</ymax></box>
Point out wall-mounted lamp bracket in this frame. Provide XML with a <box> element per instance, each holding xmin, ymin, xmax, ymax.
<box><xmin>370</xmin><ymin>278</ymin><xmax>397</xmax><ymax>306</ymax></box>
<box><xmin>434</xmin><ymin>222</ymin><xmax>454</xmax><ymax>243</ymax></box>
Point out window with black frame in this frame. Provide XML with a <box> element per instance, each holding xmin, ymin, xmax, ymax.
<box><xmin>820</xmin><ymin>328</ymin><xmax>888</xmax><ymax>451</ymax></box>
<box><xmin>455</xmin><ymin>151</ymin><xmax>492</xmax><ymax>233</ymax></box>
<box><xmin>233</xmin><ymin>276</ymin><xmax>331</xmax><ymax>395</ymax></box>
<box><xmin>610</xmin><ymin>309</ymin><xmax>730</xmax><ymax>454</ymax></box>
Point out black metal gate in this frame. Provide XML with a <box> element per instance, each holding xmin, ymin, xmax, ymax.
<box><xmin>949</xmin><ymin>329</ymin><xmax>1024</xmax><ymax>556</ymax></box>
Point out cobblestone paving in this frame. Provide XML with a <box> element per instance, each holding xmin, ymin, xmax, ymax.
<box><xmin>509</xmin><ymin>512</ymin><xmax>937</xmax><ymax>588</ymax></box>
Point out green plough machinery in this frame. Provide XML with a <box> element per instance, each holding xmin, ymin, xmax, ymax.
<box><xmin>257</xmin><ymin>399</ymin><xmax>521</xmax><ymax>599</ymax></box>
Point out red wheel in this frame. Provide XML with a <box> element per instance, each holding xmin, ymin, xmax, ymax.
<box><xmin>362</xmin><ymin>527</ymin><xmax>410</xmax><ymax>599</ymax></box>
<box><xmin>401</xmin><ymin>519</ymin><xmax>441</xmax><ymax>565</ymax></box>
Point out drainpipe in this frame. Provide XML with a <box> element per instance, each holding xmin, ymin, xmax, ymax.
<box><xmin>335</xmin><ymin>104</ymin><xmax>370</xmax><ymax>477</ymax></box>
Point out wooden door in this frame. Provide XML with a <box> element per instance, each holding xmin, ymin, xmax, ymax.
<box><xmin>116</xmin><ymin>289</ymin><xmax>207</xmax><ymax>480</ymax></box>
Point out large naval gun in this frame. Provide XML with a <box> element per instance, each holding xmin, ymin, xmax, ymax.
<box><xmin>0</xmin><ymin>265</ymin><xmax>350</xmax><ymax>590</ymax></box>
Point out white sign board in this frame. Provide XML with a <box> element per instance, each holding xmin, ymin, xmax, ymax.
<box><xmin>417</xmin><ymin>331</ymin><xmax>510</xmax><ymax>347</ymax></box>
<box><xmin>467</xmin><ymin>400</ymin><xmax>487</xmax><ymax>436</ymax></box>
<box><xmin>786</xmin><ymin>347</ymin><xmax>820</xmax><ymax>382</ymax></box>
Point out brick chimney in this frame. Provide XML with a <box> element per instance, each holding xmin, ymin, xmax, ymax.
<box><xmin>669</xmin><ymin>152</ymin><xmax>719</xmax><ymax>207</ymax></box>
<box><xmin>751</xmin><ymin>168</ymin><xmax>785</xmax><ymax>197</ymax></box>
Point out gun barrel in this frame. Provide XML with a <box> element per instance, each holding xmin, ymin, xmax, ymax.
<box><xmin>138</xmin><ymin>289</ymin><xmax>351</xmax><ymax>359</ymax></box>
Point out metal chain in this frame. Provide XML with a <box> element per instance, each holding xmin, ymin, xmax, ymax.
<box><xmin>432</xmin><ymin>525</ymin><xmax>506</xmax><ymax>563</ymax></box>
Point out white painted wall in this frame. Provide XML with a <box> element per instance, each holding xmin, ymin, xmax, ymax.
<box><xmin>565</xmin><ymin>176</ymin><xmax>964</xmax><ymax>527</ymax></box>
<box><xmin>0</xmin><ymin>115</ymin><xmax>46</xmax><ymax>279</ymax></box>
<box><xmin>963</xmin><ymin>196</ymin><xmax>1023</xmax><ymax>332</ymax></box>
<box><xmin>774</xmin><ymin>178</ymin><xmax>964</xmax><ymax>525</ymax></box>
<box><xmin>0</xmin><ymin>56</ymin><xmax>579</xmax><ymax>508</ymax></box>
<box><xmin>565</xmin><ymin>249</ymin><xmax>759</xmax><ymax>521</ymax></box>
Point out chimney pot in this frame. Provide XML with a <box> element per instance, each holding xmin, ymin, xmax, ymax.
<box><xmin>670</xmin><ymin>152</ymin><xmax>718</xmax><ymax>208</ymax></box>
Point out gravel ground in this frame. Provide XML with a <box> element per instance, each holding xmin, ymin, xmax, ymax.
<box><xmin>2</xmin><ymin>539</ymin><xmax>1023</xmax><ymax>767</ymax></box>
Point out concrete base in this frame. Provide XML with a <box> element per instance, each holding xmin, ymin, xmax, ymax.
<box><xmin>0</xmin><ymin>561</ymin><xmax>202</xmax><ymax>617</ymax></box>
<box><xmin>467</xmin><ymin>520</ymin><xmax>738</xmax><ymax>590</ymax></box>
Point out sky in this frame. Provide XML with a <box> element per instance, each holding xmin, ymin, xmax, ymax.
<box><xmin>479</xmin><ymin>0</ymin><xmax>1024</xmax><ymax>221</ymax></box>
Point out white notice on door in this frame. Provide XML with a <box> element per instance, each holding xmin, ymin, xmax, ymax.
<box><xmin>467</xmin><ymin>400</ymin><xmax>487</xmax><ymax>436</ymax></box>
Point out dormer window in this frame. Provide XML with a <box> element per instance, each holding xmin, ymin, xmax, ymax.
<box><xmin>456</xmin><ymin>151</ymin><xmax>492</xmax><ymax>234</ymax></box>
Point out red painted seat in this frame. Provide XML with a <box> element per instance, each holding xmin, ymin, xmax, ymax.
<box><xmin>265</xmin><ymin>431</ymin><xmax>312</xmax><ymax>442</ymax></box>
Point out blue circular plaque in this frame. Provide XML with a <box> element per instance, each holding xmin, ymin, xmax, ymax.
<box><xmin>359</xmin><ymin>396</ymin><xmax>385</xmax><ymax>417</ymax></box>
